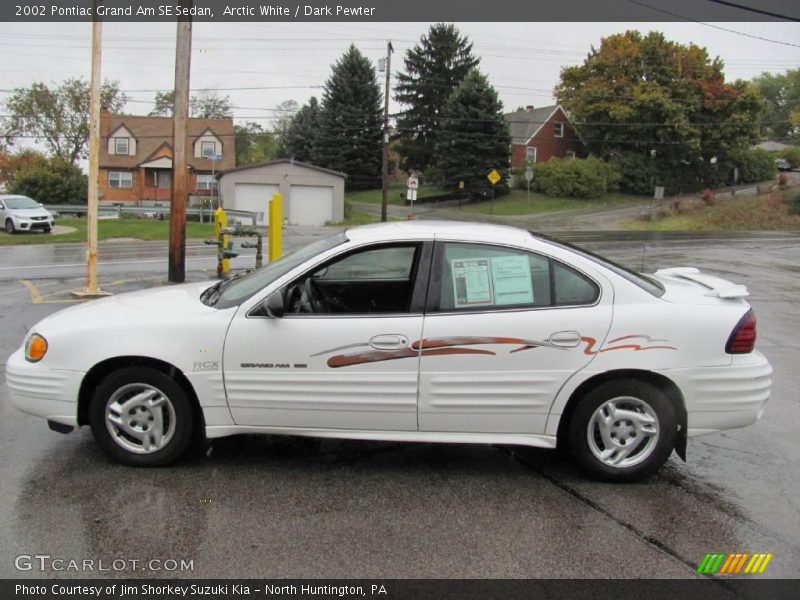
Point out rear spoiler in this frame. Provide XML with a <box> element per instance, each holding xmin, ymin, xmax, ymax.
<box><xmin>654</xmin><ymin>267</ymin><xmax>749</xmax><ymax>299</ymax></box>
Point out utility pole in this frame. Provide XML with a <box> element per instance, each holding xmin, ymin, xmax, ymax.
<box><xmin>380</xmin><ymin>41</ymin><xmax>393</xmax><ymax>223</ymax></box>
<box><xmin>74</xmin><ymin>0</ymin><xmax>108</xmax><ymax>298</ymax></box>
<box><xmin>169</xmin><ymin>4</ymin><xmax>193</xmax><ymax>283</ymax></box>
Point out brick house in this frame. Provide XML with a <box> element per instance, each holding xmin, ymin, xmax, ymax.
<box><xmin>98</xmin><ymin>112</ymin><xmax>235</xmax><ymax>204</ymax></box>
<box><xmin>506</xmin><ymin>104</ymin><xmax>586</xmax><ymax>169</ymax></box>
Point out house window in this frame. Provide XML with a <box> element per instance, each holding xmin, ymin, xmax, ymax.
<box><xmin>114</xmin><ymin>137</ymin><xmax>130</xmax><ymax>155</ymax></box>
<box><xmin>554</xmin><ymin>122</ymin><xmax>564</xmax><ymax>138</ymax></box>
<box><xmin>565</xmin><ymin>150</ymin><xmax>576</xmax><ymax>160</ymax></box>
<box><xmin>526</xmin><ymin>147</ymin><xmax>537</xmax><ymax>163</ymax></box>
<box><xmin>108</xmin><ymin>171</ymin><xmax>133</xmax><ymax>188</ymax></box>
<box><xmin>201</xmin><ymin>141</ymin><xmax>216</xmax><ymax>158</ymax></box>
<box><xmin>156</xmin><ymin>171</ymin><xmax>171</xmax><ymax>189</ymax></box>
<box><xmin>196</xmin><ymin>174</ymin><xmax>216</xmax><ymax>190</ymax></box>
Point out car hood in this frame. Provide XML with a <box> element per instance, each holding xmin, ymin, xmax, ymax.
<box><xmin>8</xmin><ymin>207</ymin><xmax>51</xmax><ymax>218</ymax></box>
<box><xmin>34</xmin><ymin>280</ymin><xmax>220</xmax><ymax>333</ymax></box>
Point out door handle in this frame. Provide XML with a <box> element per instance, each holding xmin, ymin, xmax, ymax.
<box><xmin>548</xmin><ymin>331</ymin><xmax>582</xmax><ymax>348</ymax></box>
<box><xmin>369</xmin><ymin>334</ymin><xmax>409</xmax><ymax>350</ymax></box>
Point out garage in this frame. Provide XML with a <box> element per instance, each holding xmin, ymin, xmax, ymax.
<box><xmin>233</xmin><ymin>183</ymin><xmax>279</xmax><ymax>225</ymax></box>
<box><xmin>289</xmin><ymin>185</ymin><xmax>334</xmax><ymax>227</ymax></box>
<box><xmin>217</xmin><ymin>159</ymin><xmax>345</xmax><ymax>227</ymax></box>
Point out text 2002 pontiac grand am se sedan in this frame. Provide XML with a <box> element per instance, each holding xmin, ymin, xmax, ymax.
<box><xmin>6</xmin><ymin>222</ymin><xmax>772</xmax><ymax>482</ymax></box>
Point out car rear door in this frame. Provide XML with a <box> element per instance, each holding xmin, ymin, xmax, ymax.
<box><xmin>417</xmin><ymin>241</ymin><xmax>613</xmax><ymax>434</ymax></box>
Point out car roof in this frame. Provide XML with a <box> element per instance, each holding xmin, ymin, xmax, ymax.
<box><xmin>345</xmin><ymin>220</ymin><xmax>534</xmax><ymax>245</ymax></box>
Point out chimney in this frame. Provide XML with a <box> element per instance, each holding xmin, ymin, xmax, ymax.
<box><xmin>526</xmin><ymin>105</ymin><xmax>534</xmax><ymax>113</ymax></box>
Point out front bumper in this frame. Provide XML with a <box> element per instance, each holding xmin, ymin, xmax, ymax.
<box><xmin>664</xmin><ymin>351</ymin><xmax>772</xmax><ymax>437</ymax></box>
<box><xmin>5</xmin><ymin>348</ymin><xmax>84</xmax><ymax>429</ymax></box>
<box><xmin>11</xmin><ymin>217</ymin><xmax>54</xmax><ymax>231</ymax></box>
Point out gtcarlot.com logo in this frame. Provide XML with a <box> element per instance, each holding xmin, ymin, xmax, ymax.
<box><xmin>697</xmin><ymin>552</ymin><xmax>773</xmax><ymax>575</ymax></box>
<box><xmin>14</xmin><ymin>554</ymin><xmax>194</xmax><ymax>573</ymax></box>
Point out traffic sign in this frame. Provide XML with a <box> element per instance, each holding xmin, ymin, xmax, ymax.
<box><xmin>407</xmin><ymin>175</ymin><xmax>419</xmax><ymax>190</ymax></box>
<box><xmin>487</xmin><ymin>169</ymin><xmax>502</xmax><ymax>185</ymax></box>
<box><xmin>524</xmin><ymin>166</ymin><xmax>534</xmax><ymax>182</ymax></box>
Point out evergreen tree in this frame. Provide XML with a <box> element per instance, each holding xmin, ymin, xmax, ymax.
<box><xmin>435</xmin><ymin>70</ymin><xmax>510</xmax><ymax>198</ymax></box>
<box><xmin>280</xmin><ymin>97</ymin><xmax>320</xmax><ymax>162</ymax></box>
<box><xmin>395</xmin><ymin>24</ymin><xmax>479</xmax><ymax>174</ymax></box>
<box><xmin>314</xmin><ymin>45</ymin><xmax>383</xmax><ymax>190</ymax></box>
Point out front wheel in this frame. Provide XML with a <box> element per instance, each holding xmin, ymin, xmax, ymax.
<box><xmin>89</xmin><ymin>366</ymin><xmax>194</xmax><ymax>467</ymax></box>
<box><xmin>568</xmin><ymin>380</ymin><xmax>677</xmax><ymax>482</ymax></box>
<box><xmin>5</xmin><ymin>219</ymin><xmax>15</xmax><ymax>234</ymax></box>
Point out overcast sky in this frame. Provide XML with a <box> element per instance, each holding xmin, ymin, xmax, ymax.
<box><xmin>1</xmin><ymin>20</ymin><xmax>798</xmax><ymax>134</ymax></box>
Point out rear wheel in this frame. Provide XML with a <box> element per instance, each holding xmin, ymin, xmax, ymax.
<box><xmin>568</xmin><ymin>380</ymin><xmax>677</xmax><ymax>482</ymax></box>
<box><xmin>5</xmin><ymin>219</ymin><xmax>15</xmax><ymax>234</ymax></box>
<box><xmin>89</xmin><ymin>366</ymin><xmax>194</xmax><ymax>467</ymax></box>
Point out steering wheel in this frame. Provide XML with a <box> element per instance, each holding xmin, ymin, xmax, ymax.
<box><xmin>304</xmin><ymin>278</ymin><xmax>326</xmax><ymax>313</ymax></box>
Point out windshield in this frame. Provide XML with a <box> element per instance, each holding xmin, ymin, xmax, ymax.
<box><xmin>4</xmin><ymin>196</ymin><xmax>40</xmax><ymax>210</ymax></box>
<box><xmin>207</xmin><ymin>232</ymin><xmax>347</xmax><ymax>309</ymax></box>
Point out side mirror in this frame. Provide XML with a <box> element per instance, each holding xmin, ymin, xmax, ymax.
<box><xmin>263</xmin><ymin>291</ymin><xmax>284</xmax><ymax>318</ymax></box>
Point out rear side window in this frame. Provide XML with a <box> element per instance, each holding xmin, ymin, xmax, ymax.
<box><xmin>433</xmin><ymin>242</ymin><xmax>598</xmax><ymax>312</ymax></box>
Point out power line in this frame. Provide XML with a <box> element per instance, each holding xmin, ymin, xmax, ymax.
<box><xmin>701</xmin><ymin>0</ymin><xmax>800</xmax><ymax>22</ymax></box>
<box><xmin>626</xmin><ymin>0</ymin><xmax>800</xmax><ymax>48</ymax></box>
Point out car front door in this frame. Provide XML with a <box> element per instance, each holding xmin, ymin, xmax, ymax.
<box><xmin>223</xmin><ymin>241</ymin><xmax>432</xmax><ymax>431</ymax></box>
<box><xmin>418</xmin><ymin>241</ymin><xmax>612</xmax><ymax>434</ymax></box>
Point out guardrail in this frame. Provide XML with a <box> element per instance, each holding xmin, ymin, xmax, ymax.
<box><xmin>44</xmin><ymin>204</ymin><xmax>258</xmax><ymax>227</ymax></box>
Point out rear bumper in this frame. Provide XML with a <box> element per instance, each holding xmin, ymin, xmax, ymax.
<box><xmin>5</xmin><ymin>348</ymin><xmax>83</xmax><ymax>429</ymax></box>
<box><xmin>662</xmin><ymin>351</ymin><xmax>772</xmax><ymax>437</ymax></box>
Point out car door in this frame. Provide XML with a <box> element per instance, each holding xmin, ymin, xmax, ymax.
<box><xmin>418</xmin><ymin>241</ymin><xmax>612</xmax><ymax>434</ymax></box>
<box><xmin>223</xmin><ymin>241</ymin><xmax>432</xmax><ymax>431</ymax></box>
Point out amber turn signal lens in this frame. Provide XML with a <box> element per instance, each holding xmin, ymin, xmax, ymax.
<box><xmin>25</xmin><ymin>334</ymin><xmax>48</xmax><ymax>362</ymax></box>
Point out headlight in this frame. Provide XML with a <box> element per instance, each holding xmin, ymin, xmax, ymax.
<box><xmin>25</xmin><ymin>333</ymin><xmax>48</xmax><ymax>362</ymax></box>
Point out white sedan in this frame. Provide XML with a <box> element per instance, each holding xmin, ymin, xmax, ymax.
<box><xmin>5</xmin><ymin>221</ymin><xmax>771</xmax><ymax>481</ymax></box>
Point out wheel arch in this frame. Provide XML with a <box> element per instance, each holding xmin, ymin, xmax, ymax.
<box><xmin>78</xmin><ymin>356</ymin><xmax>206</xmax><ymax>441</ymax></box>
<box><xmin>556</xmin><ymin>369</ymin><xmax>687</xmax><ymax>460</ymax></box>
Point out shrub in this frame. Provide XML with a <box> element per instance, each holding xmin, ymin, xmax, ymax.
<box><xmin>779</xmin><ymin>146</ymin><xmax>800</xmax><ymax>169</ymax></box>
<box><xmin>788</xmin><ymin>190</ymin><xmax>800</xmax><ymax>215</ymax></box>
<box><xmin>532</xmin><ymin>156</ymin><xmax>620</xmax><ymax>198</ymax></box>
<box><xmin>779</xmin><ymin>172</ymin><xmax>789</xmax><ymax>188</ymax></box>
<box><xmin>8</xmin><ymin>157</ymin><xmax>87</xmax><ymax>205</ymax></box>
<box><xmin>724</xmin><ymin>148</ymin><xmax>776</xmax><ymax>185</ymax></box>
<box><xmin>700</xmin><ymin>189</ymin><xmax>716</xmax><ymax>206</ymax></box>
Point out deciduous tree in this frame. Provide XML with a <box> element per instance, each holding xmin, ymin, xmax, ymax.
<box><xmin>4</xmin><ymin>78</ymin><xmax>128</xmax><ymax>164</ymax></box>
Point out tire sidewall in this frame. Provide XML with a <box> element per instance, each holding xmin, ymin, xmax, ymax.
<box><xmin>568</xmin><ymin>380</ymin><xmax>677</xmax><ymax>483</ymax></box>
<box><xmin>89</xmin><ymin>366</ymin><xmax>194</xmax><ymax>467</ymax></box>
<box><xmin>6</xmin><ymin>219</ymin><xmax>15</xmax><ymax>234</ymax></box>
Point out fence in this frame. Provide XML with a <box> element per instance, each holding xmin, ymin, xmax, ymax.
<box><xmin>44</xmin><ymin>204</ymin><xmax>258</xmax><ymax>227</ymax></box>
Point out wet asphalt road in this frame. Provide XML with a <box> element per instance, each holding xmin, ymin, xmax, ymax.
<box><xmin>0</xmin><ymin>231</ymin><xmax>798</xmax><ymax>582</ymax></box>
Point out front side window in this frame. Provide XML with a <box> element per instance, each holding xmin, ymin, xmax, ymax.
<box><xmin>526</xmin><ymin>146</ymin><xmax>537</xmax><ymax>162</ymax></box>
<box><xmin>433</xmin><ymin>242</ymin><xmax>598</xmax><ymax>312</ymax></box>
<box><xmin>201</xmin><ymin>141</ymin><xmax>216</xmax><ymax>158</ymax></box>
<box><xmin>108</xmin><ymin>171</ymin><xmax>133</xmax><ymax>188</ymax></box>
<box><xmin>283</xmin><ymin>244</ymin><xmax>421</xmax><ymax>315</ymax></box>
<box><xmin>156</xmin><ymin>170</ymin><xmax>171</xmax><ymax>189</ymax></box>
<box><xmin>114</xmin><ymin>137</ymin><xmax>130</xmax><ymax>155</ymax></box>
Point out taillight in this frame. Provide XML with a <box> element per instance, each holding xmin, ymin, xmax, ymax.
<box><xmin>726</xmin><ymin>309</ymin><xmax>757</xmax><ymax>354</ymax></box>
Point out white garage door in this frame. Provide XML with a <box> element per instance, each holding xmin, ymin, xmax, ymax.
<box><xmin>289</xmin><ymin>185</ymin><xmax>334</xmax><ymax>226</ymax></box>
<box><xmin>232</xmin><ymin>183</ymin><xmax>279</xmax><ymax>225</ymax></box>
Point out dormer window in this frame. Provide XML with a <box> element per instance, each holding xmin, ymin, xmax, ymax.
<box><xmin>114</xmin><ymin>137</ymin><xmax>130</xmax><ymax>155</ymax></box>
<box><xmin>201</xmin><ymin>141</ymin><xmax>216</xmax><ymax>158</ymax></box>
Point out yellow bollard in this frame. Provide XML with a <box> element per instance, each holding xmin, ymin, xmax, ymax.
<box><xmin>268</xmin><ymin>193</ymin><xmax>282</xmax><ymax>261</ymax></box>
<box><xmin>214</xmin><ymin>207</ymin><xmax>230</xmax><ymax>277</ymax></box>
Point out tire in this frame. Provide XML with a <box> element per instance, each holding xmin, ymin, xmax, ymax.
<box><xmin>89</xmin><ymin>366</ymin><xmax>195</xmax><ymax>467</ymax></box>
<box><xmin>44</xmin><ymin>227</ymin><xmax>52</xmax><ymax>233</ymax></box>
<box><xmin>568</xmin><ymin>380</ymin><xmax>677</xmax><ymax>482</ymax></box>
<box><xmin>5</xmin><ymin>219</ymin><xmax>15</xmax><ymax>234</ymax></box>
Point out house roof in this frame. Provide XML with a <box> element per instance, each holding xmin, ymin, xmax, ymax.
<box><xmin>217</xmin><ymin>158</ymin><xmax>346</xmax><ymax>179</ymax></box>
<box><xmin>505</xmin><ymin>105</ymin><xmax>562</xmax><ymax>145</ymax></box>
<box><xmin>99</xmin><ymin>113</ymin><xmax>236</xmax><ymax>171</ymax></box>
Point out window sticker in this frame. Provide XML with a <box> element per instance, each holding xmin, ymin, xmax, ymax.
<box><xmin>451</xmin><ymin>259</ymin><xmax>493</xmax><ymax>307</ymax></box>
<box><xmin>491</xmin><ymin>255</ymin><xmax>534</xmax><ymax>305</ymax></box>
